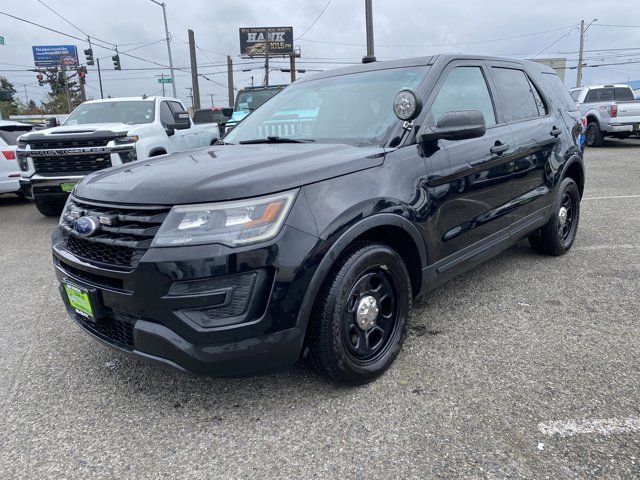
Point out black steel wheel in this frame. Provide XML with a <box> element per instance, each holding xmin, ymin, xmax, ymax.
<box><xmin>585</xmin><ymin>121</ymin><xmax>604</xmax><ymax>147</ymax></box>
<box><xmin>529</xmin><ymin>177</ymin><xmax>581</xmax><ymax>256</ymax></box>
<box><xmin>308</xmin><ymin>242</ymin><xmax>412</xmax><ymax>385</ymax></box>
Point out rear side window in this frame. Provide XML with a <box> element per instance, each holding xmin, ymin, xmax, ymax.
<box><xmin>614</xmin><ymin>87</ymin><xmax>635</xmax><ymax>101</ymax></box>
<box><xmin>491</xmin><ymin>68</ymin><xmax>544</xmax><ymax>122</ymax></box>
<box><xmin>159</xmin><ymin>102</ymin><xmax>174</xmax><ymax>125</ymax></box>
<box><xmin>584</xmin><ymin>88</ymin><xmax>614</xmax><ymax>103</ymax></box>
<box><xmin>430</xmin><ymin>66</ymin><xmax>496</xmax><ymax>127</ymax></box>
<box><xmin>541</xmin><ymin>73</ymin><xmax>580</xmax><ymax>112</ymax></box>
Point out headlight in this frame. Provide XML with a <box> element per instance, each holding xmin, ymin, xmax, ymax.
<box><xmin>151</xmin><ymin>190</ymin><xmax>298</xmax><ymax>247</ymax></box>
<box><xmin>115</xmin><ymin>135</ymin><xmax>139</xmax><ymax>144</ymax></box>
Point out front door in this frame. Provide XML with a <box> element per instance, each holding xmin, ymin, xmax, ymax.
<box><xmin>422</xmin><ymin>62</ymin><xmax>515</xmax><ymax>262</ymax></box>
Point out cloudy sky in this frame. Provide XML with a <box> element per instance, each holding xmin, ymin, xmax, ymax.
<box><xmin>1</xmin><ymin>0</ymin><xmax>639</xmax><ymax>110</ymax></box>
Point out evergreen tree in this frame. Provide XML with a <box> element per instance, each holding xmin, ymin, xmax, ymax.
<box><xmin>0</xmin><ymin>76</ymin><xmax>21</xmax><ymax>118</ymax></box>
<box><xmin>41</xmin><ymin>69</ymin><xmax>82</xmax><ymax>114</ymax></box>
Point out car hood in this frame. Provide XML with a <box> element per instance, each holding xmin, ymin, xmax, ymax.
<box><xmin>75</xmin><ymin>143</ymin><xmax>386</xmax><ymax>205</ymax></box>
<box><xmin>21</xmin><ymin>123</ymin><xmax>135</xmax><ymax>138</ymax></box>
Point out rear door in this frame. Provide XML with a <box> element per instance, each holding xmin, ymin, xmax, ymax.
<box><xmin>488</xmin><ymin>63</ymin><xmax>558</xmax><ymax>224</ymax></box>
<box><xmin>423</xmin><ymin>60</ymin><xmax>515</xmax><ymax>260</ymax></box>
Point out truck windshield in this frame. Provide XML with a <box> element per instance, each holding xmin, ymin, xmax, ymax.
<box><xmin>235</xmin><ymin>89</ymin><xmax>283</xmax><ymax>113</ymax></box>
<box><xmin>225</xmin><ymin>66</ymin><xmax>429</xmax><ymax>147</ymax></box>
<box><xmin>65</xmin><ymin>101</ymin><xmax>155</xmax><ymax>125</ymax></box>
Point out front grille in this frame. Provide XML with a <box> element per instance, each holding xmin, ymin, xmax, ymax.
<box><xmin>55</xmin><ymin>257</ymin><xmax>126</xmax><ymax>291</ymax></box>
<box><xmin>33</xmin><ymin>155</ymin><xmax>112</xmax><ymax>175</ymax></box>
<box><xmin>29</xmin><ymin>138</ymin><xmax>111</xmax><ymax>150</ymax></box>
<box><xmin>76</xmin><ymin>312</ymin><xmax>135</xmax><ymax>350</ymax></box>
<box><xmin>60</xmin><ymin>198</ymin><xmax>170</xmax><ymax>269</ymax></box>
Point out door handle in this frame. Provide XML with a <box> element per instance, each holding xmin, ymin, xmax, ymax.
<box><xmin>490</xmin><ymin>142</ymin><xmax>510</xmax><ymax>155</ymax></box>
<box><xmin>550</xmin><ymin>126</ymin><xmax>562</xmax><ymax>137</ymax></box>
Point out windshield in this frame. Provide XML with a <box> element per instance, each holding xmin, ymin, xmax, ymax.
<box><xmin>65</xmin><ymin>101</ymin><xmax>155</xmax><ymax>126</ymax></box>
<box><xmin>225</xmin><ymin>66</ymin><xmax>429</xmax><ymax>147</ymax></box>
<box><xmin>234</xmin><ymin>88</ymin><xmax>283</xmax><ymax>112</ymax></box>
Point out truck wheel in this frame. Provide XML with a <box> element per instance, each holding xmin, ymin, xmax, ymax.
<box><xmin>529</xmin><ymin>177</ymin><xmax>580</xmax><ymax>256</ymax></box>
<box><xmin>308</xmin><ymin>242</ymin><xmax>411</xmax><ymax>385</ymax></box>
<box><xmin>34</xmin><ymin>200</ymin><xmax>64</xmax><ymax>217</ymax></box>
<box><xmin>585</xmin><ymin>121</ymin><xmax>604</xmax><ymax>147</ymax></box>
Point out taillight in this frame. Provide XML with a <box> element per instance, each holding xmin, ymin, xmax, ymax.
<box><xmin>1</xmin><ymin>149</ymin><xmax>15</xmax><ymax>160</ymax></box>
<box><xmin>608</xmin><ymin>104</ymin><xmax>618</xmax><ymax>118</ymax></box>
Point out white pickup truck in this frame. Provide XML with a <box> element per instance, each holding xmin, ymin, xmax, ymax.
<box><xmin>569</xmin><ymin>84</ymin><xmax>640</xmax><ymax>147</ymax></box>
<box><xmin>16</xmin><ymin>96</ymin><xmax>219</xmax><ymax>216</ymax></box>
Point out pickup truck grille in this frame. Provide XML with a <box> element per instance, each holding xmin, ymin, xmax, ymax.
<box><xmin>25</xmin><ymin>137</ymin><xmax>114</xmax><ymax>175</ymax></box>
<box><xmin>60</xmin><ymin>198</ymin><xmax>170</xmax><ymax>270</ymax></box>
<box><xmin>33</xmin><ymin>155</ymin><xmax>112</xmax><ymax>175</ymax></box>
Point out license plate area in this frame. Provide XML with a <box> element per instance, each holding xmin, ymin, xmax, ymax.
<box><xmin>62</xmin><ymin>281</ymin><xmax>105</xmax><ymax>321</ymax></box>
<box><xmin>60</xmin><ymin>182</ymin><xmax>76</xmax><ymax>193</ymax></box>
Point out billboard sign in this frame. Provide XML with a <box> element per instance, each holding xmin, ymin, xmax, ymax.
<box><xmin>239</xmin><ymin>27</ymin><xmax>293</xmax><ymax>56</ymax></box>
<box><xmin>32</xmin><ymin>45</ymin><xmax>79</xmax><ymax>68</ymax></box>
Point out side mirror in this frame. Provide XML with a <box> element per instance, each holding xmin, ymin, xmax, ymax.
<box><xmin>166</xmin><ymin>111</ymin><xmax>191</xmax><ymax>130</ymax></box>
<box><xmin>419</xmin><ymin>109</ymin><xmax>486</xmax><ymax>143</ymax></box>
<box><xmin>46</xmin><ymin>117</ymin><xmax>59</xmax><ymax>128</ymax></box>
<box><xmin>222</xmin><ymin>107</ymin><xmax>233</xmax><ymax>117</ymax></box>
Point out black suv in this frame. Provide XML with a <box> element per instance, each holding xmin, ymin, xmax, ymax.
<box><xmin>53</xmin><ymin>55</ymin><xmax>584</xmax><ymax>384</ymax></box>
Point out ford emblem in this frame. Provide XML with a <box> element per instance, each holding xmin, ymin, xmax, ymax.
<box><xmin>73</xmin><ymin>216</ymin><xmax>99</xmax><ymax>237</ymax></box>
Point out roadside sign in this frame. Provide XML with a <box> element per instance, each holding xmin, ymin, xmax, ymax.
<box><xmin>0</xmin><ymin>36</ymin><xmax>4</xmax><ymax>46</ymax></box>
<box><xmin>239</xmin><ymin>27</ymin><xmax>294</xmax><ymax>56</ymax></box>
<box><xmin>32</xmin><ymin>45</ymin><xmax>78</xmax><ymax>67</ymax></box>
<box><xmin>157</xmin><ymin>78</ymin><xmax>173</xmax><ymax>84</ymax></box>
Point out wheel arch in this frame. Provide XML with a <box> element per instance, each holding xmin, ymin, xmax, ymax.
<box><xmin>561</xmin><ymin>156</ymin><xmax>585</xmax><ymax>197</ymax></box>
<box><xmin>296</xmin><ymin>214</ymin><xmax>427</xmax><ymax>339</ymax></box>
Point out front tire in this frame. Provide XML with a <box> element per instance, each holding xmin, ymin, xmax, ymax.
<box><xmin>308</xmin><ymin>242</ymin><xmax>412</xmax><ymax>385</ymax></box>
<box><xmin>585</xmin><ymin>121</ymin><xmax>604</xmax><ymax>147</ymax></box>
<box><xmin>34</xmin><ymin>199</ymin><xmax>64</xmax><ymax>217</ymax></box>
<box><xmin>529</xmin><ymin>177</ymin><xmax>580</xmax><ymax>256</ymax></box>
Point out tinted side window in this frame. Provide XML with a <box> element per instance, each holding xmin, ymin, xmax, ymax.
<box><xmin>159</xmin><ymin>102</ymin><xmax>174</xmax><ymax>125</ymax></box>
<box><xmin>541</xmin><ymin>73</ymin><xmax>580</xmax><ymax>111</ymax></box>
<box><xmin>168</xmin><ymin>101</ymin><xmax>186</xmax><ymax>114</ymax></box>
<box><xmin>614</xmin><ymin>88</ymin><xmax>635</xmax><ymax>101</ymax></box>
<box><xmin>570</xmin><ymin>90</ymin><xmax>581</xmax><ymax>101</ymax></box>
<box><xmin>584</xmin><ymin>88</ymin><xmax>614</xmax><ymax>103</ymax></box>
<box><xmin>430</xmin><ymin>66</ymin><xmax>496</xmax><ymax>127</ymax></box>
<box><xmin>491</xmin><ymin>68</ymin><xmax>541</xmax><ymax>122</ymax></box>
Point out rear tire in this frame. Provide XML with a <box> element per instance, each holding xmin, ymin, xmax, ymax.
<box><xmin>34</xmin><ymin>199</ymin><xmax>64</xmax><ymax>217</ymax></box>
<box><xmin>308</xmin><ymin>242</ymin><xmax>412</xmax><ymax>385</ymax></box>
<box><xmin>585</xmin><ymin>121</ymin><xmax>604</xmax><ymax>147</ymax></box>
<box><xmin>529</xmin><ymin>177</ymin><xmax>580</xmax><ymax>256</ymax></box>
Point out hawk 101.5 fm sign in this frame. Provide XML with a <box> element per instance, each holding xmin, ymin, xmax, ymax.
<box><xmin>239</xmin><ymin>27</ymin><xmax>293</xmax><ymax>56</ymax></box>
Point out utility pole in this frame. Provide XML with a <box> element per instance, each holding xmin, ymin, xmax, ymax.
<box><xmin>186</xmin><ymin>87</ymin><xmax>194</xmax><ymax>110</ymax></box>
<box><xmin>150</xmin><ymin>0</ymin><xmax>177</xmax><ymax>97</ymax></box>
<box><xmin>187</xmin><ymin>29</ymin><xmax>201</xmax><ymax>110</ymax></box>
<box><xmin>227</xmin><ymin>55</ymin><xmax>234</xmax><ymax>108</ymax></box>
<box><xmin>365</xmin><ymin>0</ymin><xmax>375</xmax><ymax>58</ymax></box>
<box><xmin>289</xmin><ymin>54</ymin><xmax>296</xmax><ymax>83</ymax></box>
<box><xmin>264</xmin><ymin>28</ymin><xmax>270</xmax><ymax>86</ymax></box>
<box><xmin>78</xmin><ymin>68</ymin><xmax>86</xmax><ymax>103</ymax></box>
<box><xmin>23</xmin><ymin>85</ymin><xmax>29</xmax><ymax>107</ymax></box>
<box><xmin>576</xmin><ymin>18</ymin><xmax>597</xmax><ymax>88</ymax></box>
<box><xmin>158</xmin><ymin>73</ymin><xmax>166</xmax><ymax>96</ymax></box>
<box><xmin>209</xmin><ymin>93</ymin><xmax>214</xmax><ymax>108</ymax></box>
<box><xmin>576</xmin><ymin>20</ymin><xmax>585</xmax><ymax>88</ymax></box>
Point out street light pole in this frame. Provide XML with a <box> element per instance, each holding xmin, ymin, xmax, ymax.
<box><xmin>150</xmin><ymin>0</ymin><xmax>177</xmax><ymax>97</ymax></box>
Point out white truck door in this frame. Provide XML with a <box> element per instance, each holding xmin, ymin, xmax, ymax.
<box><xmin>168</xmin><ymin>101</ymin><xmax>199</xmax><ymax>150</ymax></box>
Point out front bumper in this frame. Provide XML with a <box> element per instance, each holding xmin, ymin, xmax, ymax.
<box><xmin>20</xmin><ymin>174</ymin><xmax>84</xmax><ymax>201</ymax></box>
<box><xmin>52</xmin><ymin>224</ymin><xmax>320</xmax><ymax>376</ymax></box>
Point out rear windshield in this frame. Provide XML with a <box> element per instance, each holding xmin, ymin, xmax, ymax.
<box><xmin>192</xmin><ymin>110</ymin><xmax>230</xmax><ymax>124</ymax></box>
<box><xmin>540</xmin><ymin>73</ymin><xmax>579</xmax><ymax>111</ymax></box>
<box><xmin>583</xmin><ymin>87</ymin><xmax>635</xmax><ymax>103</ymax></box>
<box><xmin>0</xmin><ymin>129</ymin><xmax>29</xmax><ymax>145</ymax></box>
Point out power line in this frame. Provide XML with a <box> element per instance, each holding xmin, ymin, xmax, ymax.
<box><xmin>532</xmin><ymin>26</ymin><xmax>579</xmax><ymax>58</ymax></box>
<box><xmin>37</xmin><ymin>0</ymin><xmax>89</xmax><ymax>37</ymax></box>
<box><xmin>299</xmin><ymin>25</ymin><xmax>578</xmax><ymax>48</ymax></box>
<box><xmin>296</xmin><ymin>0</ymin><xmax>333</xmax><ymax>40</ymax></box>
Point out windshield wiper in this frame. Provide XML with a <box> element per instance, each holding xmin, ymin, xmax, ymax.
<box><xmin>239</xmin><ymin>136</ymin><xmax>315</xmax><ymax>144</ymax></box>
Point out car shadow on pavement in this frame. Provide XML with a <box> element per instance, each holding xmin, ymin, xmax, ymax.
<box><xmin>594</xmin><ymin>138</ymin><xmax>640</xmax><ymax>149</ymax></box>
<box><xmin>0</xmin><ymin>194</ymin><xmax>30</xmax><ymax>206</ymax></box>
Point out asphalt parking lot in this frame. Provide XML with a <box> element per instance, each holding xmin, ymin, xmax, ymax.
<box><xmin>1</xmin><ymin>139</ymin><xmax>639</xmax><ymax>479</ymax></box>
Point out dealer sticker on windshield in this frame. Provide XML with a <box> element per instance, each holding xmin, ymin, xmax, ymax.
<box><xmin>63</xmin><ymin>283</ymin><xmax>94</xmax><ymax>319</ymax></box>
<box><xmin>60</xmin><ymin>182</ymin><xmax>76</xmax><ymax>193</ymax></box>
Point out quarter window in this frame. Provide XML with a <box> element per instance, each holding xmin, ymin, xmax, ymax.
<box><xmin>430</xmin><ymin>66</ymin><xmax>496</xmax><ymax>127</ymax></box>
<box><xmin>491</xmin><ymin>68</ymin><xmax>544</xmax><ymax>122</ymax></box>
<box><xmin>570</xmin><ymin>89</ymin><xmax>581</xmax><ymax>102</ymax></box>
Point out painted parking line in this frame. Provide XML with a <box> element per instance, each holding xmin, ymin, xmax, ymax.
<box><xmin>582</xmin><ymin>194</ymin><xmax>640</xmax><ymax>201</ymax></box>
<box><xmin>539</xmin><ymin>417</ymin><xmax>640</xmax><ymax>437</ymax></box>
<box><xmin>574</xmin><ymin>244</ymin><xmax>640</xmax><ymax>251</ymax></box>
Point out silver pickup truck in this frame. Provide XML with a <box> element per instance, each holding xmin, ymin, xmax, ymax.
<box><xmin>569</xmin><ymin>84</ymin><xmax>640</xmax><ymax>147</ymax></box>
